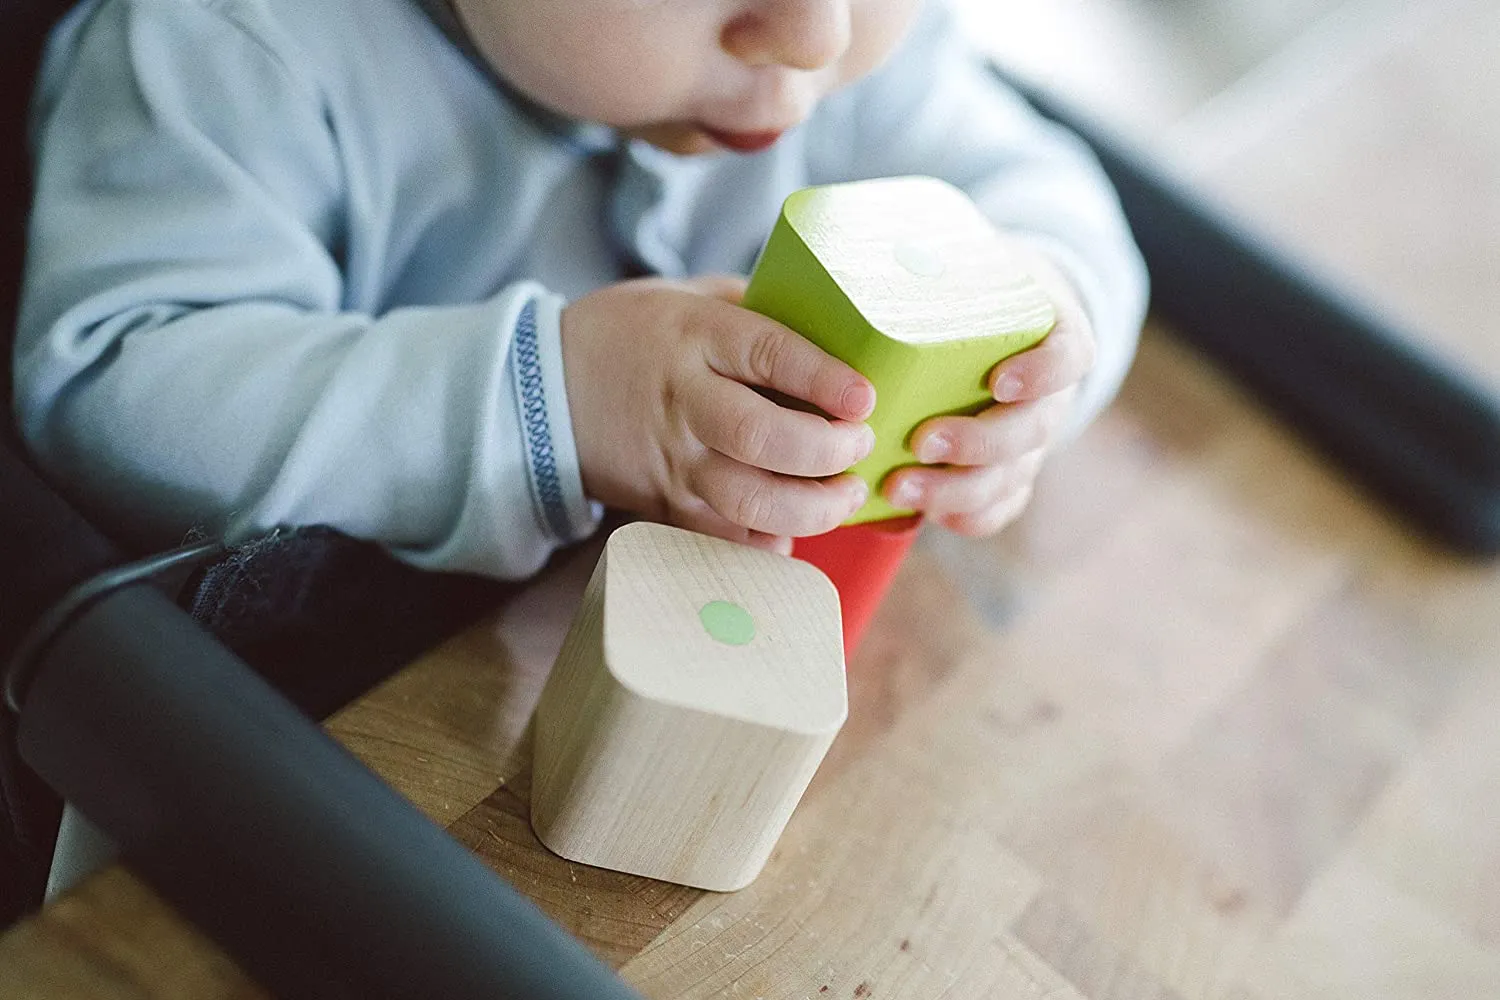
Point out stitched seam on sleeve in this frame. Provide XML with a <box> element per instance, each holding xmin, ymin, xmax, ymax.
<box><xmin>511</xmin><ymin>299</ymin><xmax>574</xmax><ymax>541</ymax></box>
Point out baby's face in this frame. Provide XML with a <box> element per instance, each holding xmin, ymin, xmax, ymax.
<box><xmin>451</xmin><ymin>0</ymin><xmax>923</xmax><ymax>154</ymax></box>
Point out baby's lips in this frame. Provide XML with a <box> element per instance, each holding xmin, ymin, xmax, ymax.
<box><xmin>701</xmin><ymin>127</ymin><xmax>786</xmax><ymax>153</ymax></box>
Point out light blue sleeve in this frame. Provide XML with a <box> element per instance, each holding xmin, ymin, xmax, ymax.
<box><xmin>805</xmin><ymin>2</ymin><xmax>1150</xmax><ymax>433</ymax></box>
<box><xmin>15</xmin><ymin>0</ymin><xmax>598</xmax><ymax>578</ymax></box>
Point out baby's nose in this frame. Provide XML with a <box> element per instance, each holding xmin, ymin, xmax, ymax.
<box><xmin>722</xmin><ymin>0</ymin><xmax>852</xmax><ymax>72</ymax></box>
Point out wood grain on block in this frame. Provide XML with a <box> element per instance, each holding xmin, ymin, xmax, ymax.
<box><xmin>743</xmin><ymin>176</ymin><xmax>1056</xmax><ymax>523</ymax></box>
<box><xmin>531</xmin><ymin>522</ymin><xmax>847</xmax><ymax>891</ymax></box>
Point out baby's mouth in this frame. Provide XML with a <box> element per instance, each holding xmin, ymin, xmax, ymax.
<box><xmin>699</xmin><ymin>127</ymin><xmax>786</xmax><ymax>154</ymax></box>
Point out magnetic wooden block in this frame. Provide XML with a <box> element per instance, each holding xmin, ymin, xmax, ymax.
<box><xmin>530</xmin><ymin>522</ymin><xmax>847</xmax><ymax>891</ymax></box>
<box><xmin>743</xmin><ymin>175</ymin><xmax>1057</xmax><ymax>523</ymax></box>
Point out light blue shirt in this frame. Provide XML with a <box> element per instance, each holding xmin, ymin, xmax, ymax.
<box><xmin>16</xmin><ymin>0</ymin><xmax>1147</xmax><ymax>579</ymax></box>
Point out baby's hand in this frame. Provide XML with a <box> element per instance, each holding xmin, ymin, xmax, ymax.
<box><xmin>561</xmin><ymin>276</ymin><xmax>876</xmax><ymax>553</ymax></box>
<box><xmin>882</xmin><ymin>242</ymin><xmax>1096</xmax><ymax>536</ymax></box>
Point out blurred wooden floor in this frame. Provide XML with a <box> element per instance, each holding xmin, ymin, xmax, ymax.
<box><xmin>1</xmin><ymin>1</ymin><xmax>1497</xmax><ymax>997</ymax></box>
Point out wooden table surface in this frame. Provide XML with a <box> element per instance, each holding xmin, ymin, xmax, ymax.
<box><xmin>2</xmin><ymin>2</ymin><xmax>1497</xmax><ymax>996</ymax></box>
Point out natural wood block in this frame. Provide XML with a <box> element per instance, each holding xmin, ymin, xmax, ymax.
<box><xmin>530</xmin><ymin>522</ymin><xmax>847</xmax><ymax>891</ymax></box>
<box><xmin>743</xmin><ymin>175</ymin><xmax>1056</xmax><ymax>523</ymax></box>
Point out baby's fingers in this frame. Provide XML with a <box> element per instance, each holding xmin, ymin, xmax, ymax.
<box><xmin>667</xmin><ymin>500</ymin><xmax>795</xmax><ymax>555</ymax></box>
<box><xmin>693</xmin><ymin>379</ymin><xmax>874</xmax><ymax>477</ymax></box>
<box><xmin>990</xmin><ymin>304</ymin><xmax>1096</xmax><ymax>403</ymax></box>
<box><xmin>702</xmin><ymin>305</ymin><xmax>876</xmax><ymax>422</ymax></box>
<box><xmin>910</xmin><ymin>393</ymin><xmax>1072</xmax><ymax>466</ymax></box>
<box><xmin>884</xmin><ymin>449</ymin><xmax>1045</xmax><ymax>519</ymax></box>
<box><xmin>692</xmin><ymin>453</ymin><xmax>868</xmax><ymax>537</ymax></box>
<box><xmin>937</xmin><ymin>485</ymin><xmax>1036</xmax><ymax>538</ymax></box>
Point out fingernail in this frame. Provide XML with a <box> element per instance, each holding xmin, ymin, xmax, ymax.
<box><xmin>994</xmin><ymin>372</ymin><xmax>1024</xmax><ymax>401</ymax></box>
<box><xmin>917</xmin><ymin>433</ymin><xmax>951</xmax><ymax>463</ymax></box>
<box><xmin>890</xmin><ymin>480</ymin><xmax>923</xmax><ymax>508</ymax></box>
<box><xmin>855</xmin><ymin>424</ymin><xmax>876</xmax><ymax>459</ymax></box>
<box><xmin>842</xmin><ymin>383</ymin><xmax>876</xmax><ymax>418</ymax></box>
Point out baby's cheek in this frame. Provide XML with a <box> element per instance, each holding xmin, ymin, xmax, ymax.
<box><xmin>841</xmin><ymin>0</ymin><xmax>925</xmax><ymax>85</ymax></box>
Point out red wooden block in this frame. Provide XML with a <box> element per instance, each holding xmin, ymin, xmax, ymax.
<box><xmin>792</xmin><ymin>516</ymin><xmax>922</xmax><ymax>656</ymax></box>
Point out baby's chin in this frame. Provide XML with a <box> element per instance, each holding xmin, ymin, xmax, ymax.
<box><xmin>622</xmin><ymin>123</ymin><xmax>723</xmax><ymax>157</ymax></box>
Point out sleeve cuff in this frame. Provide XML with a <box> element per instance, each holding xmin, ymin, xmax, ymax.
<box><xmin>508</xmin><ymin>287</ymin><xmax>604</xmax><ymax>544</ymax></box>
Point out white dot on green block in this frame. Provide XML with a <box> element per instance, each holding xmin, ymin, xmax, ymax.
<box><xmin>699</xmin><ymin>601</ymin><xmax>755</xmax><ymax>646</ymax></box>
<box><xmin>893</xmin><ymin>240</ymin><xmax>945</xmax><ymax>278</ymax></box>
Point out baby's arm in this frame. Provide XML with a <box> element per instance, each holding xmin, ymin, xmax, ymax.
<box><xmin>17</xmin><ymin>2</ymin><xmax>590</xmax><ymax>578</ymax></box>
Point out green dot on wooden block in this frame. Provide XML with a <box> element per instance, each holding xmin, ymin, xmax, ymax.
<box><xmin>699</xmin><ymin>600</ymin><xmax>756</xmax><ymax>646</ymax></box>
<box><xmin>742</xmin><ymin>176</ymin><xmax>1057</xmax><ymax>524</ymax></box>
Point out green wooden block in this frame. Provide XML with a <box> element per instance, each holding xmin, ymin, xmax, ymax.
<box><xmin>743</xmin><ymin>176</ymin><xmax>1058</xmax><ymax>524</ymax></box>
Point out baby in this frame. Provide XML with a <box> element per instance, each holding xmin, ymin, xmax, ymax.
<box><xmin>15</xmin><ymin>0</ymin><xmax>1148</xmax><ymax>579</ymax></box>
